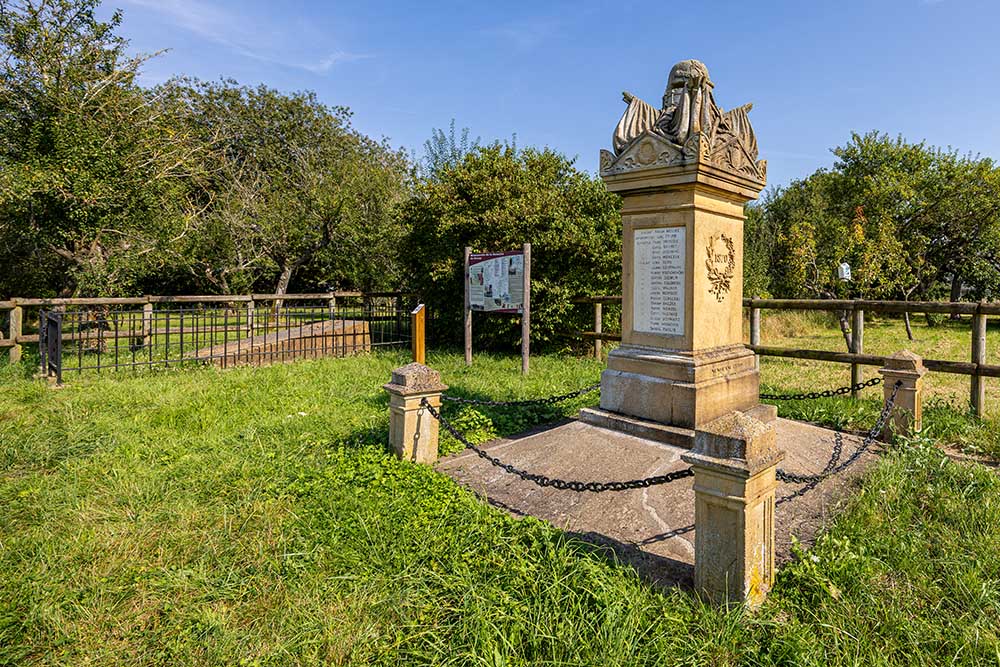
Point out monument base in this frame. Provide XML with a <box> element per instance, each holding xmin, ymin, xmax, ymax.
<box><xmin>599</xmin><ymin>344</ymin><xmax>761</xmax><ymax>425</ymax></box>
<box><xmin>579</xmin><ymin>403</ymin><xmax>776</xmax><ymax>449</ymax></box>
<box><xmin>579</xmin><ymin>343</ymin><xmax>775</xmax><ymax>447</ymax></box>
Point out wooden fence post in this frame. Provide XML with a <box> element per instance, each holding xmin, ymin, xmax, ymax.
<box><xmin>464</xmin><ymin>247</ymin><xmax>472</xmax><ymax>366</ymax></box>
<box><xmin>851</xmin><ymin>305</ymin><xmax>864</xmax><ymax>399</ymax></box>
<box><xmin>594</xmin><ymin>301</ymin><xmax>603</xmax><ymax>359</ymax></box>
<box><xmin>972</xmin><ymin>302</ymin><xmax>987</xmax><ymax>417</ymax></box>
<box><xmin>247</xmin><ymin>299</ymin><xmax>256</xmax><ymax>336</ymax></box>
<box><xmin>521</xmin><ymin>243</ymin><xmax>531</xmax><ymax>376</ymax></box>
<box><xmin>749</xmin><ymin>297</ymin><xmax>761</xmax><ymax>371</ymax></box>
<box><xmin>8</xmin><ymin>301</ymin><xmax>22</xmax><ymax>365</ymax></box>
<box><xmin>411</xmin><ymin>304</ymin><xmax>426</xmax><ymax>365</ymax></box>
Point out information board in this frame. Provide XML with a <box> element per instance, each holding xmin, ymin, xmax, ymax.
<box><xmin>632</xmin><ymin>226</ymin><xmax>686</xmax><ymax>336</ymax></box>
<box><xmin>468</xmin><ymin>251</ymin><xmax>525</xmax><ymax>313</ymax></box>
<box><xmin>464</xmin><ymin>245</ymin><xmax>532</xmax><ymax>374</ymax></box>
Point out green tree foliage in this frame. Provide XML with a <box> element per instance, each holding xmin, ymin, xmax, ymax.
<box><xmin>402</xmin><ymin>144</ymin><xmax>621</xmax><ymax>349</ymax></box>
<box><xmin>753</xmin><ymin>132</ymin><xmax>1000</xmax><ymax>301</ymax></box>
<box><xmin>168</xmin><ymin>80</ymin><xmax>411</xmax><ymax>294</ymax></box>
<box><xmin>0</xmin><ymin>1</ymin><xmax>411</xmax><ymax>299</ymax></box>
<box><xmin>0</xmin><ymin>0</ymin><xmax>202</xmax><ymax>297</ymax></box>
<box><xmin>419</xmin><ymin>119</ymin><xmax>480</xmax><ymax>181</ymax></box>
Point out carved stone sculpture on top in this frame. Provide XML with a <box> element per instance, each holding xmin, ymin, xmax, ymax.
<box><xmin>601</xmin><ymin>59</ymin><xmax>766</xmax><ymax>182</ymax></box>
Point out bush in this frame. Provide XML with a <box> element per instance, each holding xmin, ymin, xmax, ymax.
<box><xmin>401</xmin><ymin>144</ymin><xmax>621</xmax><ymax>351</ymax></box>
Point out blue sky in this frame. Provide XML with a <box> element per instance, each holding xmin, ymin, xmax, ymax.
<box><xmin>100</xmin><ymin>0</ymin><xmax>1000</xmax><ymax>189</ymax></box>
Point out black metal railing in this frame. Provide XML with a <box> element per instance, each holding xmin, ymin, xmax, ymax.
<box><xmin>34</xmin><ymin>293</ymin><xmax>413</xmax><ymax>377</ymax></box>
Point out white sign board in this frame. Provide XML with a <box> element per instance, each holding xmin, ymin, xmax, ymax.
<box><xmin>632</xmin><ymin>226</ymin><xmax>686</xmax><ymax>336</ymax></box>
<box><xmin>464</xmin><ymin>245</ymin><xmax>532</xmax><ymax>374</ymax></box>
<box><xmin>468</xmin><ymin>251</ymin><xmax>525</xmax><ymax>313</ymax></box>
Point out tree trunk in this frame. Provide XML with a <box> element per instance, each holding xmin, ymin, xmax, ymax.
<box><xmin>904</xmin><ymin>312</ymin><xmax>914</xmax><ymax>340</ymax></box>
<box><xmin>837</xmin><ymin>310</ymin><xmax>852</xmax><ymax>351</ymax></box>
<box><xmin>273</xmin><ymin>264</ymin><xmax>295</xmax><ymax>317</ymax></box>
<box><xmin>949</xmin><ymin>274</ymin><xmax>963</xmax><ymax>320</ymax></box>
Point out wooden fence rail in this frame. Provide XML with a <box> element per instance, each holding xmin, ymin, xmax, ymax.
<box><xmin>566</xmin><ymin>295</ymin><xmax>998</xmax><ymax>417</ymax></box>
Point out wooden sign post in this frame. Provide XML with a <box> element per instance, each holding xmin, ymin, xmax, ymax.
<box><xmin>463</xmin><ymin>243</ymin><xmax>532</xmax><ymax>375</ymax></box>
<box><xmin>411</xmin><ymin>303</ymin><xmax>426</xmax><ymax>364</ymax></box>
<box><xmin>521</xmin><ymin>244</ymin><xmax>531</xmax><ymax>375</ymax></box>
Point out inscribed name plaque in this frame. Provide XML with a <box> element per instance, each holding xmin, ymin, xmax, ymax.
<box><xmin>633</xmin><ymin>226</ymin><xmax>686</xmax><ymax>336</ymax></box>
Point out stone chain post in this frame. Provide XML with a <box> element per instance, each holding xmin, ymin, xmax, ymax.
<box><xmin>383</xmin><ymin>363</ymin><xmax>448</xmax><ymax>464</ymax></box>
<box><xmin>878</xmin><ymin>350</ymin><xmax>927</xmax><ymax>441</ymax></box>
<box><xmin>682</xmin><ymin>412</ymin><xmax>783</xmax><ymax>607</ymax></box>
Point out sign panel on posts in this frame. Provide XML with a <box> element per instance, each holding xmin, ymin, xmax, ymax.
<box><xmin>468</xmin><ymin>251</ymin><xmax>526</xmax><ymax>313</ymax></box>
<box><xmin>464</xmin><ymin>245</ymin><xmax>531</xmax><ymax>374</ymax></box>
<box><xmin>632</xmin><ymin>226</ymin><xmax>686</xmax><ymax>337</ymax></box>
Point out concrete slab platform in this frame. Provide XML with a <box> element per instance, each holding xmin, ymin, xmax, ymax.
<box><xmin>436</xmin><ymin>417</ymin><xmax>878</xmax><ymax>589</ymax></box>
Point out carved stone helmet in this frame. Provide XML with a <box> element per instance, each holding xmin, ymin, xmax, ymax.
<box><xmin>662</xmin><ymin>59</ymin><xmax>713</xmax><ymax>108</ymax></box>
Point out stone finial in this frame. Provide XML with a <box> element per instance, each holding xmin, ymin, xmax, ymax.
<box><xmin>684</xmin><ymin>411</ymin><xmax>783</xmax><ymax>475</ymax></box>
<box><xmin>384</xmin><ymin>363</ymin><xmax>448</xmax><ymax>395</ymax></box>
<box><xmin>881</xmin><ymin>349</ymin><xmax>926</xmax><ymax>374</ymax></box>
<box><xmin>601</xmin><ymin>59</ymin><xmax>766</xmax><ymax>182</ymax></box>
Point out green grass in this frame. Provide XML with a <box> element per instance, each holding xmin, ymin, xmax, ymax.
<box><xmin>751</xmin><ymin>309</ymin><xmax>1000</xmax><ymax>417</ymax></box>
<box><xmin>752</xmin><ymin>311</ymin><xmax>1000</xmax><ymax>457</ymax></box>
<box><xmin>2</xmin><ymin>350</ymin><xmax>1000</xmax><ymax>665</ymax></box>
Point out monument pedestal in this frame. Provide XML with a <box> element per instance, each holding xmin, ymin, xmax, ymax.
<box><xmin>580</xmin><ymin>344</ymin><xmax>775</xmax><ymax>448</ymax></box>
<box><xmin>580</xmin><ymin>157</ymin><xmax>769</xmax><ymax>445</ymax></box>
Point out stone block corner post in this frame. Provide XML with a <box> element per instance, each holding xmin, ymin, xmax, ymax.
<box><xmin>384</xmin><ymin>363</ymin><xmax>448</xmax><ymax>464</ymax></box>
<box><xmin>878</xmin><ymin>350</ymin><xmax>927</xmax><ymax>441</ymax></box>
<box><xmin>681</xmin><ymin>412</ymin><xmax>783</xmax><ymax>607</ymax></box>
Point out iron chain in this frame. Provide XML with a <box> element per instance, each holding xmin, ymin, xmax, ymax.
<box><xmin>760</xmin><ymin>376</ymin><xmax>882</xmax><ymax>401</ymax></box>
<box><xmin>776</xmin><ymin>431</ymin><xmax>844</xmax><ymax>505</ymax></box>
<box><xmin>423</xmin><ymin>399</ymin><xmax>694</xmax><ymax>492</ymax></box>
<box><xmin>775</xmin><ymin>380</ymin><xmax>901</xmax><ymax>485</ymax></box>
<box><xmin>431</xmin><ymin>378</ymin><xmax>901</xmax><ymax>497</ymax></box>
<box><xmin>441</xmin><ymin>383</ymin><xmax>600</xmax><ymax>408</ymax></box>
<box><xmin>445</xmin><ymin>376</ymin><xmax>878</xmax><ymax>407</ymax></box>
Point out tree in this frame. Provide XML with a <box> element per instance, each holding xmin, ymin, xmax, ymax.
<box><xmin>755</xmin><ymin>132</ymin><xmax>1000</xmax><ymax>306</ymax></box>
<box><xmin>0</xmin><ymin>0</ymin><xmax>203</xmax><ymax>297</ymax></box>
<box><xmin>171</xmin><ymin>80</ymin><xmax>411</xmax><ymax>295</ymax></box>
<box><xmin>419</xmin><ymin>119</ymin><xmax>480</xmax><ymax>180</ymax></box>
<box><xmin>402</xmin><ymin>143</ymin><xmax>621</xmax><ymax>349</ymax></box>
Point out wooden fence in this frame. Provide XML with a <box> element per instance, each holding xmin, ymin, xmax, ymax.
<box><xmin>567</xmin><ymin>296</ymin><xmax>1000</xmax><ymax>418</ymax></box>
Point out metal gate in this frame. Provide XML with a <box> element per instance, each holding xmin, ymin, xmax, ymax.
<box><xmin>39</xmin><ymin>310</ymin><xmax>62</xmax><ymax>384</ymax></box>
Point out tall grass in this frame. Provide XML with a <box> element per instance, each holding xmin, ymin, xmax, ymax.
<box><xmin>1</xmin><ymin>351</ymin><xmax>1000</xmax><ymax>665</ymax></box>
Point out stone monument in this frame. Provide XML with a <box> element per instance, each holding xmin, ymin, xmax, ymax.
<box><xmin>580</xmin><ymin>59</ymin><xmax>774</xmax><ymax>447</ymax></box>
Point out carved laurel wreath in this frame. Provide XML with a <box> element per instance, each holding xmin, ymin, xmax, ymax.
<box><xmin>706</xmin><ymin>234</ymin><xmax>736</xmax><ymax>302</ymax></box>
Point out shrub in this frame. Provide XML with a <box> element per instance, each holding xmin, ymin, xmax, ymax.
<box><xmin>401</xmin><ymin>144</ymin><xmax>621</xmax><ymax>351</ymax></box>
